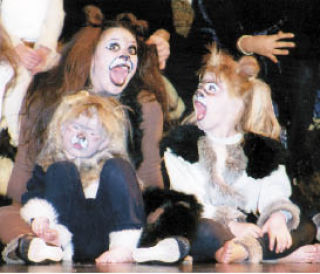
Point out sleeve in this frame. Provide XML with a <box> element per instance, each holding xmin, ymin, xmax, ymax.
<box><xmin>35</xmin><ymin>0</ymin><xmax>65</xmax><ymax>51</ymax></box>
<box><xmin>136</xmin><ymin>99</ymin><xmax>164</xmax><ymax>188</ymax></box>
<box><xmin>256</xmin><ymin>165</ymin><xmax>300</xmax><ymax>230</ymax></box>
<box><xmin>21</xmin><ymin>165</ymin><xmax>46</xmax><ymax>205</ymax></box>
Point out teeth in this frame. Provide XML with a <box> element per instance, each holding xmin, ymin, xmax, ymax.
<box><xmin>196</xmin><ymin>96</ymin><xmax>207</xmax><ymax>106</ymax></box>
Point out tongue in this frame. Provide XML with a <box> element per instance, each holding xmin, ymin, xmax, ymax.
<box><xmin>110</xmin><ymin>66</ymin><xmax>129</xmax><ymax>86</ymax></box>
<box><xmin>194</xmin><ymin>101</ymin><xmax>206</xmax><ymax>121</ymax></box>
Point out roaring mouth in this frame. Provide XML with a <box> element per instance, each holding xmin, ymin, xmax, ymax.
<box><xmin>109</xmin><ymin>57</ymin><xmax>134</xmax><ymax>86</ymax></box>
<box><xmin>71</xmin><ymin>135</ymin><xmax>88</xmax><ymax>150</ymax></box>
<box><xmin>194</xmin><ymin>96</ymin><xmax>207</xmax><ymax>121</ymax></box>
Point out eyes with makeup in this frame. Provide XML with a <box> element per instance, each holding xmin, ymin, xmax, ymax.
<box><xmin>197</xmin><ymin>82</ymin><xmax>220</xmax><ymax>95</ymax></box>
<box><xmin>106</xmin><ymin>41</ymin><xmax>137</xmax><ymax>55</ymax></box>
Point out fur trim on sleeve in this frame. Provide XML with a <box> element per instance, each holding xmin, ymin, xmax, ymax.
<box><xmin>0</xmin><ymin>156</ymin><xmax>14</xmax><ymax>195</ymax></box>
<box><xmin>50</xmin><ymin>223</ymin><xmax>73</xmax><ymax>261</ymax></box>
<box><xmin>234</xmin><ymin>235</ymin><xmax>263</xmax><ymax>263</ymax></box>
<box><xmin>211</xmin><ymin>205</ymin><xmax>247</xmax><ymax>226</ymax></box>
<box><xmin>160</xmin><ymin>125</ymin><xmax>204</xmax><ymax>163</ymax></box>
<box><xmin>243</xmin><ymin>133</ymin><xmax>287</xmax><ymax>179</ymax></box>
<box><xmin>20</xmin><ymin>198</ymin><xmax>58</xmax><ymax>224</ymax></box>
<box><xmin>257</xmin><ymin>199</ymin><xmax>300</xmax><ymax>230</ymax></box>
<box><xmin>109</xmin><ymin>229</ymin><xmax>142</xmax><ymax>251</ymax></box>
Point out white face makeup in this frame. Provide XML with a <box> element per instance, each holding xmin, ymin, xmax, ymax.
<box><xmin>90</xmin><ymin>27</ymin><xmax>138</xmax><ymax>96</ymax></box>
<box><xmin>61</xmin><ymin>113</ymin><xmax>108</xmax><ymax>159</ymax></box>
<box><xmin>194</xmin><ymin>72</ymin><xmax>244</xmax><ymax>135</ymax></box>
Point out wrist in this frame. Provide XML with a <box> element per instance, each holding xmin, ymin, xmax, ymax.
<box><xmin>237</xmin><ymin>35</ymin><xmax>253</xmax><ymax>55</ymax></box>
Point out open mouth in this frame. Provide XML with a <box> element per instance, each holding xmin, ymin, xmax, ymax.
<box><xmin>109</xmin><ymin>58</ymin><xmax>133</xmax><ymax>86</ymax></box>
<box><xmin>194</xmin><ymin>99</ymin><xmax>207</xmax><ymax>121</ymax></box>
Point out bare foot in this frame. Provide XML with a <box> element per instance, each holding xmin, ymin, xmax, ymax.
<box><xmin>278</xmin><ymin>244</ymin><xmax>320</xmax><ymax>263</ymax></box>
<box><xmin>215</xmin><ymin>240</ymin><xmax>248</xmax><ymax>264</ymax></box>
<box><xmin>96</xmin><ymin>247</ymin><xmax>134</xmax><ymax>264</ymax></box>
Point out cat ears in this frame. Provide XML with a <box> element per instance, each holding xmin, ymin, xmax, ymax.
<box><xmin>201</xmin><ymin>43</ymin><xmax>260</xmax><ymax>79</ymax></box>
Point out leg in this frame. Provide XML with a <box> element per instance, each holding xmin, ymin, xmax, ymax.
<box><xmin>94</xmin><ymin>158</ymin><xmax>145</xmax><ymax>263</ymax></box>
<box><xmin>43</xmin><ymin>161</ymin><xmax>85</xmax><ymax>225</ymax></box>
<box><xmin>97</xmin><ymin>158</ymin><xmax>145</xmax><ymax>231</ymax></box>
<box><xmin>189</xmin><ymin>218</ymin><xmax>234</xmax><ymax>262</ymax></box>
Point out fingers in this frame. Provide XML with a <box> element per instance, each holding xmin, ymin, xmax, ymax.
<box><xmin>276</xmin><ymin>31</ymin><xmax>295</xmax><ymax>40</ymax></box>
<box><xmin>146</xmin><ymin>35</ymin><xmax>170</xmax><ymax>69</ymax></box>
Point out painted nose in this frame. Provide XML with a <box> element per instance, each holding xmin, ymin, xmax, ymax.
<box><xmin>77</xmin><ymin>133</ymin><xmax>86</xmax><ymax>141</ymax></box>
<box><xmin>120</xmin><ymin>55</ymin><xmax>130</xmax><ymax>62</ymax></box>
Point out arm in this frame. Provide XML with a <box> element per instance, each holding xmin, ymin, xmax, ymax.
<box><xmin>136</xmin><ymin>97</ymin><xmax>164</xmax><ymax>188</ymax></box>
<box><xmin>257</xmin><ymin>165</ymin><xmax>300</xmax><ymax>252</ymax></box>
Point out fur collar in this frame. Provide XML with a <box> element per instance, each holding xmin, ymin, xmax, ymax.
<box><xmin>161</xmin><ymin>125</ymin><xmax>286</xmax><ymax>178</ymax></box>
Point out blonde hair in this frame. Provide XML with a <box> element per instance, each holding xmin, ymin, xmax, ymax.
<box><xmin>198</xmin><ymin>44</ymin><xmax>280</xmax><ymax>140</ymax></box>
<box><xmin>36</xmin><ymin>90</ymin><xmax>129</xmax><ymax>187</ymax></box>
<box><xmin>0</xmin><ymin>19</ymin><xmax>17</xmax><ymax>88</ymax></box>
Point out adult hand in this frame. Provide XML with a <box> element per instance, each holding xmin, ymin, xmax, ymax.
<box><xmin>261</xmin><ymin>211</ymin><xmax>292</xmax><ymax>253</ymax></box>
<box><xmin>146</xmin><ymin>29</ymin><xmax>170</xmax><ymax>70</ymax></box>
<box><xmin>31</xmin><ymin>46</ymin><xmax>52</xmax><ymax>75</ymax></box>
<box><xmin>228</xmin><ymin>221</ymin><xmax>262</xmax><ymax>238</ymax></box>
<box><xmin>238</xmin><ymin>31</ymin><xmax>295</xmax><ymax>63</ymax></box>
<box><xmin>15</xmin><ymin>43</ymin><xmax>41</xmax><ymax>70</ymax></box>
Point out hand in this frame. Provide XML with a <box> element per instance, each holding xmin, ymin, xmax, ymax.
<box><xmin>146</xmin><ymin>29</ymin><xmax>170</xmax><ymax>70</ymax></box>
<box><xmin>31</xmin><ymin>217</ymin><xmax>60</xmax><ymax>246</ymax></box>
<box><xmin>238</xmin><ymin>31</ymin><xmax>295</xmax><ymax>63</ymax></box>
<box><xmin>15</xmin><ymin>43</ymin><xmax>41</xmax><ymax>70</ymax></box>
<box><xmin>95</xmin><ymin>247</ymin><xmax>134</xmax><ymax>264</ymax></box>
<box><xmin>228</xmin><ymin>221</ymin><xmax>262</xmax><ymax>238</ymax></box>
<box><xmin>31</xmin><ymin>46</ymin><xmax>52</xmax><ymax>75</ymax></box>
<box><xmin>261</xmin><ymin>211</ymin><xmax>292</xmax><ymax>253</ymax></box>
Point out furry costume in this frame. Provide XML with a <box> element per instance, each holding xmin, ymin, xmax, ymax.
<box><xmin>160</xmin><ymin>45</ymin><xmax>302</xmax><ymax>262</ymax></box>
<box><xmin>19</xmin><ymin>91</ymin><xmax>144</xmax><ymax>262</ymax></box>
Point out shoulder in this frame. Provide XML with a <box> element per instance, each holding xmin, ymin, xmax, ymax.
<box><xmin>243</xmin><ymin>133</ymin><xmax>287</xmax><ymax>179</ymax></box>
<box><xmin>160</xmin><ymin>124</ymin><xmax>204</xmax><ymax>163</ymax></box>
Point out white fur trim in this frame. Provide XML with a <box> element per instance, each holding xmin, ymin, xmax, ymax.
<box><xmin>83</xmin><ymin>180</ymin><xmax>99</xmax><ymax>199</ymax></box>
<box><xmin>50</xmin><ymin>223</ymin><xmax>73</xmax><ymax>249</ymax></box>
<box><xmin>257</xmin><ymin>199</ymin><xmax>300</xmax><ymax>230</ymax></box>
<box><xmin>109</xmin><ymin>229</ymin><xmax>142</xmax><ymax>251</ymax></box>
<box><xmin>20</xmin><ymin>198</ymin><xmax>58</xmax><ymax>224</ymax></box>
<box><xmin>0</xmin><ymin>156</ymin><xmax>14</xmax><ymax>195</ymax></box>
<box><xmin>312</xmin><ymin>213</ymin><xmax>320</xmax><ymax>241</ymax></box>
<box><xmin>61</xmin><ymin>243</ymin><xmax>73</xmax><ymax>261</ymax></box>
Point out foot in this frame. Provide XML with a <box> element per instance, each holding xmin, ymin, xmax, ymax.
<box><xmin>2</xmin><ymin>234</ymin><xmax>63</xmax><ymax>264</ymax></box>
<box><xmin>215</xmin><ymin>240</ymin><xmax>248</xmax><ymax>264</ymax></box>
<box><xmin>26</xmin><ymin>237</ymin><xmax>63</xmax><ymax>263</ymax></box>
<box><xmin>277</xmin><ymin>244</ymin><xmax>320</xmax><ymax>263</ymax></box>
<box><xmin>133</xmin><ymin>237</ymin><xmax>190</xmax><ymax>264</ymax></box>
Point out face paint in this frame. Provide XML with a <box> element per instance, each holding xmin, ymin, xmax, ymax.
<box><xmin>90</xmin><ymin>27</ymin><xmax>138</xmax><ymax>96</ymax></box>
<box><xmin>61</xmin><ymin>113</ymin><xmax>108</xmax><ymax>159</ymax></box>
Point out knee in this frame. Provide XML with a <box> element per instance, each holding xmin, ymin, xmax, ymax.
<box><xmin>99</xmin><ymin>158</ymin><xmax>140</xmax><ymax>196</ymax></box>
<box><xmin>45</xmin><ymin>161</ymin><xmax>79</xmax><ymax>191</ymax></box>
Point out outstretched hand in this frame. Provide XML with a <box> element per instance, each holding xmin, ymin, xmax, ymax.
<box><xmin>261</xmin><ymin>211</ymin><xmax>292</xmax><ymax>253</ymax></box>
<box><xmin>238</xmin><ymin>31</ymin><xmax>295</xmax><ymax>63</ymax></box>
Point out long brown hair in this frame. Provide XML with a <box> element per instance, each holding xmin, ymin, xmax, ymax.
<box><xmin>25</xmin><ymin>10</ymin><xmax>168</xmax><ymax>156</ymax></box>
